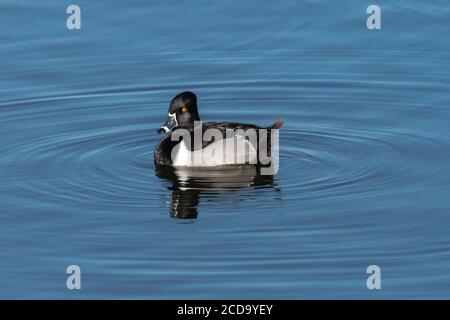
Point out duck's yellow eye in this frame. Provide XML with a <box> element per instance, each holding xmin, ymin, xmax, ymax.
<box><xmin>181</xmin><ymin>106</ymin><xmax>188</xmax><ymax>113</ymax></box>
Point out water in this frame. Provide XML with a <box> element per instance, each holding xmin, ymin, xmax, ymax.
<box><xmin>1</xmin><ymin>0</ymin><xmax>450</xmax><ymax>299</ymax></box>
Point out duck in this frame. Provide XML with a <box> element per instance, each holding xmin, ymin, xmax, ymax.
<box><xmin>154</xmin><ymin>91</ymin><xmax>283</xmax><ymax>170</ymax></box>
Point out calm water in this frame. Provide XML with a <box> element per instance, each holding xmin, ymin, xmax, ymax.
<box><xmin>1</xmin><ymin>1</ymin><xmax>450</xmax><ymax>299</ymax></box>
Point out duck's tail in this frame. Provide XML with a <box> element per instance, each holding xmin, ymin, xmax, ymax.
<box><xmin>269</xmin><ymin>117</ymin><xmax>284</xmax><ymax>130</ymax></box>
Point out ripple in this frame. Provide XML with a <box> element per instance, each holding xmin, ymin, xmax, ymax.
<box><xmin>1</xmin><ymin>72</ymin><xmax>449</xmax><ymax>218</ymax></box>
<box><xmin>280</xmin><ymin>124</ymin><xmax>450</xmax><ymax>203</ymax></box>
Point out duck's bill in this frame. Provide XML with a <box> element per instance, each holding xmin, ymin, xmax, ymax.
<box><xmin>157</xmin><ymin>113</ymin><xmax>177</xmax><ymax>134</ymax></box>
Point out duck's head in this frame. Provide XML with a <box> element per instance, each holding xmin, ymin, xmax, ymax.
<box><xmin>157</xmin><ymin>91</ymin><xmax>200</xmax><ymax>134</ymax></box>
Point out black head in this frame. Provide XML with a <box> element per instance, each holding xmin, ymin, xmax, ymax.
<box><xmin>157</xmin><ymin>91</ymin><xmax>200</xmax><ymax>134</ymax></box>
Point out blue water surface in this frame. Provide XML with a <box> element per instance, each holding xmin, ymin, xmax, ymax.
<box><xmin>1</xmin><ymin>0</ymin><xmax>450</xmax><ymax>299</ymax></box>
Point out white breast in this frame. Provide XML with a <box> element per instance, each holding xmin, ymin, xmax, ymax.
<box><xmin>172</xmin><ymin>135</ymin><xmax>257</xmax><ymax>167</ymax></box>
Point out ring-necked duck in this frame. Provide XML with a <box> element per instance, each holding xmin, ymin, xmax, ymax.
<box><xmin>154</xmin><ymin>91</ymin><xmax>283</xmax><ymax>168</ymax></box>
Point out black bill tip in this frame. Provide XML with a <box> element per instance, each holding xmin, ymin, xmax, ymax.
<box><xmin>157</xmin><ymin>126</ymin><xmax>169</xmax><ymax>134</ymax></box>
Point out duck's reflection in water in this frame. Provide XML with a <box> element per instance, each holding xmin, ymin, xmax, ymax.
<box><xmin>155</xmin><ymin>166</ymin><xmax>279</xmax><ymax>219</ymax></box>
